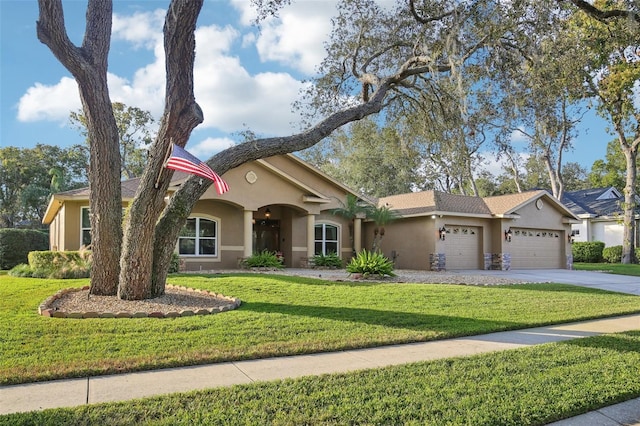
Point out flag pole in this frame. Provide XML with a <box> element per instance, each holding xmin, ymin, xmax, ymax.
<box><xmin>155</xmin><ymin>141</ymin><xmax>174</xmax><ymax>189</ymax></box>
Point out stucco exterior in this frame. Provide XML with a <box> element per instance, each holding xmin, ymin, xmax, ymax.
<box><xmin>43</xmin><ymin>154</ymin><xmax>579</xmax><ymax>271</ymax></box>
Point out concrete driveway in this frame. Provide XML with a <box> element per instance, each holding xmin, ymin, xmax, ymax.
<box><xmin>457</xmin><ymin>269</ymin><xmax>640</xmax><ymax>296</ymax></box>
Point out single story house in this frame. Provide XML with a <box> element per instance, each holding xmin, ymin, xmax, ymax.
<box><xmin>561</xmin><ymin>187</ymin><xmax>640</xmax><ymax>247</ymax></box>
<box><xmin>43</xmin><ymin>154</ymin><xmax>579</xmax><ymax>271</ymax></box>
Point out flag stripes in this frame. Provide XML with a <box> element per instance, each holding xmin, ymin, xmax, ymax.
<box><xmin>165</xmin><ymin>144</ymin><xmax>229</xmax><ymax>195</ymax></box>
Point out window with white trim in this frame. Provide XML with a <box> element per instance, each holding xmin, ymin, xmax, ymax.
<box><xmin>178</xmin><ymin>217</ymin><xmax>218</xmax><ymax>256</ymax></box>
<box><xmin>80</xmin><ymin>207</ymin><xmax>125</xmax><ymax>247</ymax></box>
<box><xmin>314</xmin><ymin>223</ymin><xmax>339</xmax><ymax>255</ymax></box>
<box><xmin>81</xmin><ymin>207</ymin><xmax>91</xmax><ymax>247</ymax></box>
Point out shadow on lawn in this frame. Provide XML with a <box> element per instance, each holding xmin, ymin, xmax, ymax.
<box><xmin>560</xmin><ymin>330</ymin><xmax>640</xmax><ymax>353</ymax></box>
<box><xmin>240</xmin><ymin>301</ymin><xmax>519</xmax><ymax>333</ymax></box>
<box><xmin>495</xmin><ymin>283</ymin><xmax>626</xmax><ymax>295</ymax></box>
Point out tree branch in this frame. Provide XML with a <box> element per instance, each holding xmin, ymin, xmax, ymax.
<box><xmin>408</xmin><ymin>0</ymin><xmax>459</xmax><ymax>24</ymax></box>
<box><xmin>566</xmin><ymin>0</ymin><xmax>640</xmax><ymax>24</ymax></box>
<box><xmin>36</xmin><ymin>0</ymin><xmax>86</xmax><ymax>77</ymax></box>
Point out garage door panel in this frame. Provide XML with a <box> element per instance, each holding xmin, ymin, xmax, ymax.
<box><xmin>445</xmin><ymin>226</ymin><xmax>480</xmax><ymax>270</ymax></box>
<box><xmin>509</xmin><ymin>228</ymin><xmax>562</xmax><ymax>269</ymax></box>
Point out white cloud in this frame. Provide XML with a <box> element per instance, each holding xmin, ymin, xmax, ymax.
<box><xmin>112</xmin><ymin>9</ymin><xmax>164</xmax><ymax>49</ymax></box>
<box><xmin>17</xmin><ymin>3</ymin><xmax>315</xmax><ymax>138</ymax></box>
<box><xmin>509</xmin><ymin>127</ymin><xmax>530</xmax><ymax>144</ymax></box>
<box><xmin>17</xmin><ymin>77</ymin><xmax>80</xmax><ymax>123</ymax></box>
<box><xmin>188</xmin><ymin>137</ymin><xmax>236</xmax><ymax>159</ymax></box>
<box><xmin>477</xmin><ymin>152</ymin><xmax>531</xmax><ymax>177</ymax></box>
<box><xmin>193</xmin><ymin>24</ymin><xmax>308</xmax><ymax>135</ymax></box>
<box><xmin>231</xmin><ymin>0</ymin><xmax>335</xmax><ymax>75</ymax></box>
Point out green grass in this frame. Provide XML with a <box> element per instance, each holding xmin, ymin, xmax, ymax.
<box><xmin>2</xmin><ymin>273</ymin><xmax>640</xmax><ymax>385</ymax></box>
<box><xmin>3</xmin><ymin>331</ymin><xmax>640</xmax><ymax>425</ymax></box>
<box><xmin>574</xmin><ymin>262</ymin><xmax>640</xmax><ymax>276</ymax></box>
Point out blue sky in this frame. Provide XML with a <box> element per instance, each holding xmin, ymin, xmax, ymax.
<box><xmin>0</xmin><ymin>0</ymin><xmax>615</xmax><ymax>175</ymax></box>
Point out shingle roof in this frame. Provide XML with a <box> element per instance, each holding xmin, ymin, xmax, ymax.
<box><xmin>561</xmin><ymin>187</ymin><xmax>629</xmax><ymax>217</ymax></box>
<box><xmin>377</xmin><ymin>189</ymin><xmax>574</xmax><ymax>219</ymax></box>
<box><xmin>55</xmin><ymin>172</ymin><xmax>193</xmax><ymax>199</ymax></box>
<box><xmin>434</xmin><ymin>191</ymin><xmax>491</xmax><ymax>215</ymax></box>
<box><xmin>378</xmin><ymin>190</ymin><xmax>534</xmax><ymax>217</ymax></box>
<box><xmin>484</xmin><ymin>190</ymin><xmax>546</xmax><ymax>215</ymax></box>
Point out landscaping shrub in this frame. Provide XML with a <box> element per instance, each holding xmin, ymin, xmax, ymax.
<box><xmin>602</xmin><ymin>245</ymin><xmax>623</xmax><ymax>264</ymax></box>
<box><xmin>572</xmin><ymin>241</ymin><xmax>605</xmax><ymax>263</ymax></box>
<box><xmin>0</xmin><ymin>229</ymin><xmax>49</xmax><ymax>270</ymax></box>
<box><xmin>346</xmin><ymin>249</ymin><xmax>395</xmax><ymax>277</ymax></box>
<box><xmin>244</xmin><ymin>250</ymin><xmax>284</xmax><ymax>269</ymax></box>
<box><xmin>9</xmin><ymin>249</ymin><xmax>92</xmax><ymax>279</ymax></box>
<box><xmin>312</xmin><ymin>252</ymin><xmax>342</xmax><ymax>268</ymax></box>
<box><xmin>168</xmin><ymin>253</ymin><xmax>181</xmax><ymax>273</ymax></box>
<box><xmin>8</xmin><ymin>263</ymin><xmax>33</xmax><ymax>277</ymax></box>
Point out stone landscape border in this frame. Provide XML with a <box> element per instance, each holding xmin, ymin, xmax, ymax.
<box><xmin>38</xmin><ymin>284</ymin><xmax>241</xmax><ymax>319</ymax></box>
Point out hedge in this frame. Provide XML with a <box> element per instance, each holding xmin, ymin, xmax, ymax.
<box><xmin>0</xmin><ymin>229</ymin><xmax>49</xmax><ymax>269</ymax></box>
<box><xmin>571</xmin><ymin>241</ymin><xmax>605</xmax><ymax>263</ymax></box>
<box><xmin>602</xmin><ymin>245</ymin><xmax>623</xmax><ymax>263</ymax></box>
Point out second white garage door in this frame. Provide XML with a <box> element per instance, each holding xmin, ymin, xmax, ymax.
<box><xmin>445</xmin><ymin>226</ymin><xmax>480</xmax><ymax>269</ymax></box>
<box><xmin>509</xmin><ymin>228</ymin><xmax>563</xmax><ymax>269</ymax></box>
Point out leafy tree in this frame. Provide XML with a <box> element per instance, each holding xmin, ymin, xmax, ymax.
<box><xmin>587</xmin><ymin>139</ymin><xmax>632</xmax><ymax>190</ymax></box>
<box><xmin>561</xmin><ymin>162</ymin><xmax>590</xmax><ymax>192</ymax></box>
<box><xmin>0</xmin><ymin>145</ymin><xmax>88</xmax><ymax>227</ymax></box>
<box><xmin>568</xmin><ymin>0</ymin><xmax>640</xmax><ymax>263</ymax></box>
<box><xmin>70</xmin><ymin>102</ymin><xmax>155</xmax><ymax>179</ymax></box>
<box><xmin>489</xmin><ymin>9</ymin><xmax>587</xmax><ymax>201</ymax></box>
<box><xmin>303</xmin><ymin>118</ymin><xmax>421</xmax><ymax>197</ymax></box>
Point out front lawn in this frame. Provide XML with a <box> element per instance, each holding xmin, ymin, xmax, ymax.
<box><xmin>574</xmin><ymin>262</ymin><xmax>640</xmax><ymax>276</ymax></box>
<box><xmin>3</xmin><ymin>331</ymin><xmax>640</xmax><ymax>425</ymax></box>
<box><xmin>2</xmin><ymin>273</ymin><xmax>640</xmax><ymax>385</ymax></box>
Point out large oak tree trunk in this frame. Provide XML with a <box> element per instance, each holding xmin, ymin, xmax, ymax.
<box><xmin>37</xmin><ymin>0</ymin><xmax>121</xmax><ymax>295</ymax></box>
<box><xmin>621</xmin><ymin>146</ymin><xmax>638</xmax><ymax>264</ymax></box>
<box><xmin>118</xmin><ymin>0</ymin><xmax>203</xmax><ymax>300</ymax></box>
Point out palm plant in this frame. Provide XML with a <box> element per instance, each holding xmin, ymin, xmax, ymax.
<box><xmin>330</xmin><ymin>194</ymin><xmax>371</xmax><ymax>257</ymax></box>
<box><xmin>369</xmin><ymin>205</ymin><xmax>399</xmax><ymax>252</ymax></box>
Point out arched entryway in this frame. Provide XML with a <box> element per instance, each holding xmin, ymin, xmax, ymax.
<box><xmin>252</xmin><ymin>204</ymin><xmax>309</xmax><ymax>267</ymax></box>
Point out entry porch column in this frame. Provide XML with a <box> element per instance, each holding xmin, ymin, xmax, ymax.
<box><xmin>307</xmin><ymin>214</ymin><xmax>315</xmax><ymax>258</ymax></box>
<box><xmin>243</xmin><ymin>209</ymin><xmax>253</xmax><ymax>258</ymax></box>
<box><xmin>354</xmin><ymin>217</ymin><xmax>362</xmax><ymax>254</ymax></box>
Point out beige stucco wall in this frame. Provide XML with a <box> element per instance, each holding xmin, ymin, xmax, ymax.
<box><xmin>56</xmin><ymin>201</ymin><xmax>87</xmax><ymax>251</ymax></box>
<box><xmin>363</xmin><ymin>217</ymin><xmax>435</xmax><ymax>270</ymax></box>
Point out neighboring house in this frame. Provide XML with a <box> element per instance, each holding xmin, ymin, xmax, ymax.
<box><xmin>43</xmin><ymin>154</ymin><xmax>579</xmax><ymax>271</ymax></box>
<box><xmin>561</xmin><ymin>187</ymin><xmax>640</xmax><ymax>247</ymax></box>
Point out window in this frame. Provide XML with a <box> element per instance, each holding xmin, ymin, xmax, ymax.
<box><xmin>80</xmin><ymin>207</ymin><xmax>125</xmax><ymax>247</ymax></box>
<box><xmin>81</xmin><ymin>207</ymin><xmax>91</xmax><ymax>247</ymax></box>
<box><xmin>314</xmin><ymin>223</ymin><xmax>339</xmax><ymax>255</ymax></box>
<box><xmin>178</xmin><ymin>217</ymin><xmax>218</xmax><ymax>256</ymax></box>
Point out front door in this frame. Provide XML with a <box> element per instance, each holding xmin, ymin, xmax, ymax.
<box><xmin>253</xmin><ymin>219</ymin><xmax>280</xmax><ymax>253</ymax></box>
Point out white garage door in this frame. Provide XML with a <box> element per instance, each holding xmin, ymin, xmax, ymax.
<box><xmin>509</xmin><ymin>228</ymin><xmax>563</xmax><ymax>269</ymax></box>
<box><xmin>445</xmin><ymin>226</ymin><xmax>480</xmax><ymax>269</ymax></box>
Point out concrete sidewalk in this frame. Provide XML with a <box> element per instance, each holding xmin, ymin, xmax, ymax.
<box><xmin>2</xmin><ymin>313</ymin><xmax>640</xmax><ymax>424</ymax></box>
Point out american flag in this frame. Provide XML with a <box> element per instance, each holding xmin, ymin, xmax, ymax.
<box><xmin>165</xmin><ymin>144</ymin><xmax>229</xmax><ymax>195</ymax></box>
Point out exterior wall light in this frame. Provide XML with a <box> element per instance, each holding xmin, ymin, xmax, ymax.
<box><xmin>504</xmin><ymin>228</ymin><xmax>512</xmax><ymax>242</ymax></box>
<box><xmin>568</xmin><ymin>234</ymin><xmax>574</xmax><ymax>244</ymax></box>
<box><xmin>439</xmin><ymin>227</ymin><xmax>447</xmax><ymax>241</ymax></box>
<box><xmin>265</xmin><ymin>208</ymin><xmax>271</xmax><ymax>218</ymax></box>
